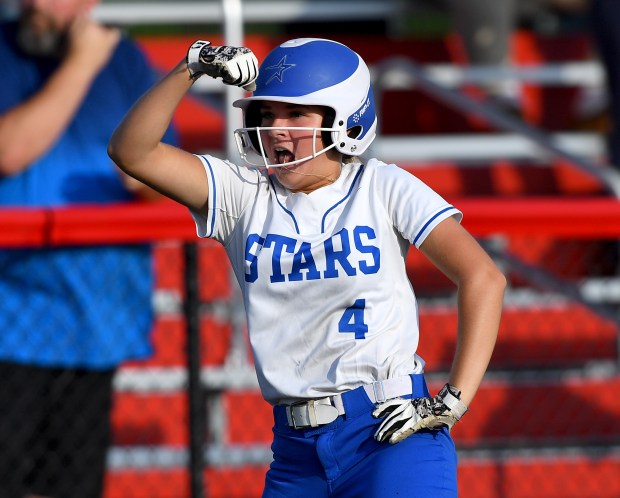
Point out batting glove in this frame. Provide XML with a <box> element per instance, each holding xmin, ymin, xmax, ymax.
<box><xmin>373</xmin><ymin>383</ymin><xmax>468</xmax><ymax>444</ymax></box>
<box><xmin>186</xmin><ymin>40</ymin><xmax>258</xmax><ymax>91</ymax></box>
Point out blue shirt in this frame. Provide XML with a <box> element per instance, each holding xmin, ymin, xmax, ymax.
<box><xmin>0</xmin><ymin>21</ymin><xmax>176</xmax><ymax>369</ymax></box>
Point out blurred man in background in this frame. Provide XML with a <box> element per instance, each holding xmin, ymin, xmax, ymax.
<box><xmin>0</xmin><ymin>1</ymin><xmax>176</xmax><ymax>497</ymax></box>
<box><xmin>589</xmin><ymin>0</ymin><xmax>620</xmax><ymax>170</ymax></box>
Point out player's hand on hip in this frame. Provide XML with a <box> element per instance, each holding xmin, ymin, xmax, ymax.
<box><xmin>372</xmin><ymin>383</ymin><xmax>468</xmax><ymax>444</ymax></box>
<box><xmin>186</xmin><ymin>40</ymin><xmax>258</xmax><ymax>91</ymax></box>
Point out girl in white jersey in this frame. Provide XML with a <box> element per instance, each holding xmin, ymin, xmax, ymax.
<box><xmin>109</xmin><ymin>38</ymin><xmax>506</xmax><ymax>498</ymax></box>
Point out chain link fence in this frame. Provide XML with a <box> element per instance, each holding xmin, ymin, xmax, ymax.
<box><xmin>0</xmin><ymin>200</ymin><xmax>619</xmax><ymax>498</ymax></box>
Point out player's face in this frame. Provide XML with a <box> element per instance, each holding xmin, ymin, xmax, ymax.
<box><xmin>259</xmin><ymin>101</ymin><xmax>342</xmax><ymax>193</ymax></box>
<box><xmin>18</xmin><ymin>0</ymin><xmax>96</xmax><ymax>56</ymax></box>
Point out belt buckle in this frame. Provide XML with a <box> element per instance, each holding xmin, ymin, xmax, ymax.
<box><xmin>289</xmin><ymin>399</ymin><xmax>318</xmax><ymax>429</ymax></box>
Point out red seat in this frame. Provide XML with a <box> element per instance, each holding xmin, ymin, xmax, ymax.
<box><xmin>111</xmin><ymin>391</ymin><xmax>188</xmax><ymax>446</ymax></box>
<box><xmin>223</xmin><ymin>391</ymin><xmax>273</xmax><ymax>444</ymax></box>
<box><xmin>459</xmin><ymin>454</ymin><xmax>620</xmax><ymax>498</ymax></box>
<box><xmin>418</xmin><ymin>305</ymin><xmax>618</xmax><ymax>371</ymax></box>
<box><xmin>121</xmin><ymin>315</ymin><xmax>232</xmax><ymax>368</ymax></box>
<box><xmin>104</xmin><ymin>466</ymin><xmax>269</xmax><ymax>498</ymax></box>
<box><xmin>104</xmin><ymin>468</ymin><xmax>189</xmax><ymax>498</ymax></box>
<box><xmin>111</xmin><ymin>388</ymin><xmax>273</xmax><ymax>448</ymax></box>
<box><xmin>442</xmin><ymin>377</ymin><xmax>620</xmax><ymax>447</ymax></box>
<box><xmin>198</xmin><ymin>241</ymin><xmax>233</xmax><ymax>302</ymax></box>
<box><xmin>400</xmin><ymin>160</ymin><xmax>606</xmax><ymax>199</ymax></box>
<box><xmin>110</xmin><ymin>376</ymin><xmax>620</xmax><ymax>448</ymax></box>
<box><xmin>153</xmin><ymin>240</ymin><xmax>234</xmax><ymax>301</ymax></box>
<box><xmin>153</xmin><ymin>242</ymin><xmax>184</xmax><ymax>294</ymax></box>
<box><xmin>103</xmin><ymin>452</ymin><xmax>620</xmax><ymax>498</ymax></box>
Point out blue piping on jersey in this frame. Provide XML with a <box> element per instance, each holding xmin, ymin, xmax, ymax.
<box><xmin>269</xmin><ymin>176</ymin><xmax>300</xmax><ymax>234</ymax></box>
<box><xmin>269</xmin><ymin>164</ymin><xmax>364</xmax><ymax>234</ymax></box>
<box><xmin>203</xmin><ymin>156</ymin><xmax>217</xmax><ymax>237</ymax></box>
<box><xmin>321</xmin><ymin>164</ymin><xmax>365</xmax><ymax>233</ymax></box>
<box><xmin>413</xmin><ymin>206</ymin><xmax>456</xmax><ymax>246</ymax></box>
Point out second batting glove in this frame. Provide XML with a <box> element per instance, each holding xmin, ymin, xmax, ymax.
<box><xmin>373</xmin><ymin>383</ymin><xmax>468</xmax><ymax>444</ymax></box>
<box><xmin>186</xmin><ymin>40</ymin><xmax>258</xmax><ymax>91</ymax></box>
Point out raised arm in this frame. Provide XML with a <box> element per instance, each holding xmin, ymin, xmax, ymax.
<box><xmin>108</xmin><ymin>41</ymin><xmax>258</xmax><ymax>212</ymax></box>
<box><xmin>108</xmin><ymin>60</ymin><xmax>208</xmax><ymax>211</ymax></box>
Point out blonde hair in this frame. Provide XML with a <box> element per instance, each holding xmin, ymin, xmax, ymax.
<box><xmin>343</xmin><ymin>155</ymin><xmax>363</xmax><ymax>164</ymax></box>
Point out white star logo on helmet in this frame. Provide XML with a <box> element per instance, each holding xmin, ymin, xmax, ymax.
<box><xmin>265</xmin><ymin>56</ymin><xmax>296</xmax><ymax>84</ymax></box>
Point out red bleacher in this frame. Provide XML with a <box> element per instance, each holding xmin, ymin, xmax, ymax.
<box><xmin>0</xmin><ymin>4</ymin><xmax>614</xmax><ymax>492</ymax></box>
<box><xmin>135</xmin><ymin>29</ymin><xmax>594</xmax><ymax>152</ymax></box>
<box><xmin>458</xmin><ymin>455</ymin><xmax>620</xmax><ymax>498</ymax></box>
<box><xmin>105</xmin><ymin>454</ymin><xmax>620</xmax><ymax>498</ymax></box>
<box><xmin>122</xmin><ymin>316</ymin><xmax>232</xmax><ymax>370</ymax></box>
<box><xmin>418</xmin><ymin>305</ymin><xmax>618</xmax><ymax>371</ymax></box>
<box><xmin>109</xmin><ymin>377</ymin><xmax>620</xmax><ymax>449</ymax></box>
<box><xmin>152</xmin><ymin>240</ymin><xmax>232</xmax><ymax>302</ymax></box>
<box><xmin>112</xmin><ymin>392</ymin><xmax>188</xmax><ymax>447</ymax></box>
<box><xmin>122</xmin><ymin>302</ymin><xmax>617</xmax><ymax>374</ymax></box>
<box><xmin>405</xmin><ymin>160</ymin><xmax>606</xmax><ymax>200</ymax></box>
<box><xmin>103</xmin><ymin>30</ymin><xmax>620</xmax><ymax>497</ymax></box>
<box><xmin>105</xmin><ymin>467</ymin><xmax>270</xmax><ymax>498</ymax></box>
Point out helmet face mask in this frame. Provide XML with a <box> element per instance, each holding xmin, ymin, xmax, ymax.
<box><xmin>234</xmin><ymin>125</ymin><xmax>342</xmax><ymax>168</ymax></box>
<box><xmin>233</xmin><ymin>38</ymin><xmax>377</xmax><ymax>168</ymax></box>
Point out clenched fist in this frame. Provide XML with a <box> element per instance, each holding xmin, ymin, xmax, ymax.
<box><xmin>186</xmin><ymin>40</ymin><xmax>258</xmax><ymax>91</ymax></box>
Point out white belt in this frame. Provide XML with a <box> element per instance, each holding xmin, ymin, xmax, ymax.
<box><xmin>285</xmin><ymin>375</ymin><xmax>413</xmax><ymax>429</ymax></box>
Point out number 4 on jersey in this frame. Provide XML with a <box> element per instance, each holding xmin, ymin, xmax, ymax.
<box><xmin>338</xmin><ymin>299</ymin><xmax>368</xmax><ymax>339</ymax></box>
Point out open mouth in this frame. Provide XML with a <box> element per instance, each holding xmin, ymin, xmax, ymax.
<box><xmin>274</xmin><ymin>147</ymin><xmax>295</xmax><ymax>166</ymax></box>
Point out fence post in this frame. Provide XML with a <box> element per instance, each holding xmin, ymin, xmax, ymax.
<box><xmin>184</xmin><ymin>241</ymin><xmax>206</xmax><ymax>498</ymax></box>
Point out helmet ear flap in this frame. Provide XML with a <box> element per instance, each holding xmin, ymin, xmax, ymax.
<box><xmin>244</xmin><ymin>101</ymin><xmax>263</xmax><ymax>152</ymax></box>
<box><xmin>321</xmin><ymin>107</ymin><xmax>336</xmax><ymax>147</ymax></box>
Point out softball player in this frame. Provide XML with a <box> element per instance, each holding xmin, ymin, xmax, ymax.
<box><xmin>109</xmin><ymin>38</ymin><xmax>505</xmax><ymax>497</ymax></box>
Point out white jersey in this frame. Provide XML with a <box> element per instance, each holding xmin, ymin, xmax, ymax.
<box><xmin>191</xmin><ymin>156</ymin><xmax>462</xmax><ymax>405</ymax></box>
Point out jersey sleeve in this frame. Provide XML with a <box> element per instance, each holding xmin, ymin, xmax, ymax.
<box><xmin>374</xmin><ymin>162</ymin><xmax>462</xmax><ymax>249</ymax></box>
<box><xmin>190</xmin><ymin>155</ymin><xmax>264</xmax><ymax>244</ymax></box>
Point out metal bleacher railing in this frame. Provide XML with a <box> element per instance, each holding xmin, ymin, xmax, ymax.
<box><xmin>93</xmin><ymin>0</ymin><xmax>613</xmax><ymax>170</ymax></box>
<box><xmin>93</xmin><ymin>0</ymin><xmax>407</xmax><ymax>164</ymax></box>
<box><xmin>371</xmin><ymin>56</ymin><xmax>620</xmax><ymax>198</ymax></box>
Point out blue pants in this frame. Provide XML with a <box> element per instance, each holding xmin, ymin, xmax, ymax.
<box><xmin>264</xmin><ymin>374</ymin><xmax>458</xmax><ymax>498</ymax></box>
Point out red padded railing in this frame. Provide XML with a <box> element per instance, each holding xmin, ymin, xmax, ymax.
<box><xmin>2</xmin><ymin>196</ymin><xmax>620</xmax><ymax>247</ymax></box>
<box><xmin>0</xmin><ymin>199</ymin><xmax>195</xmax><ymax>247</ymax></box>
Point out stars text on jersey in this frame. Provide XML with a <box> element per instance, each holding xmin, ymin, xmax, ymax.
<box><xmin>244</xmin><ymin>226</ymin><xmax>381</xmax><ymax>283</ymax></box>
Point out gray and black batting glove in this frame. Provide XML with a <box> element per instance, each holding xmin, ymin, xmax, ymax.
<box><xmin>186</xmin><ymin>40</ymin><xmax>258</xmax><ymax>91</ymax></box>
<box><xmin>373</xmin><ymin>383</ymin><xmax>468</xmax><ymax>444</ymax></box>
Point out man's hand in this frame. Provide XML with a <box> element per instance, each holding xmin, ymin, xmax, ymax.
<box><xmin>186</xmin><ymin>40</ymin><xmax>258</xmax><ymax>91</ymax></box>
<box><xmin>66</xmin><ymin>17</ymin><xmax>121</xmax><ymax>73</ymax></box>
<box><xmin>373</xmin><ymin>383</ymin><xmax>468</xmax><ymax>444</ymax></box>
